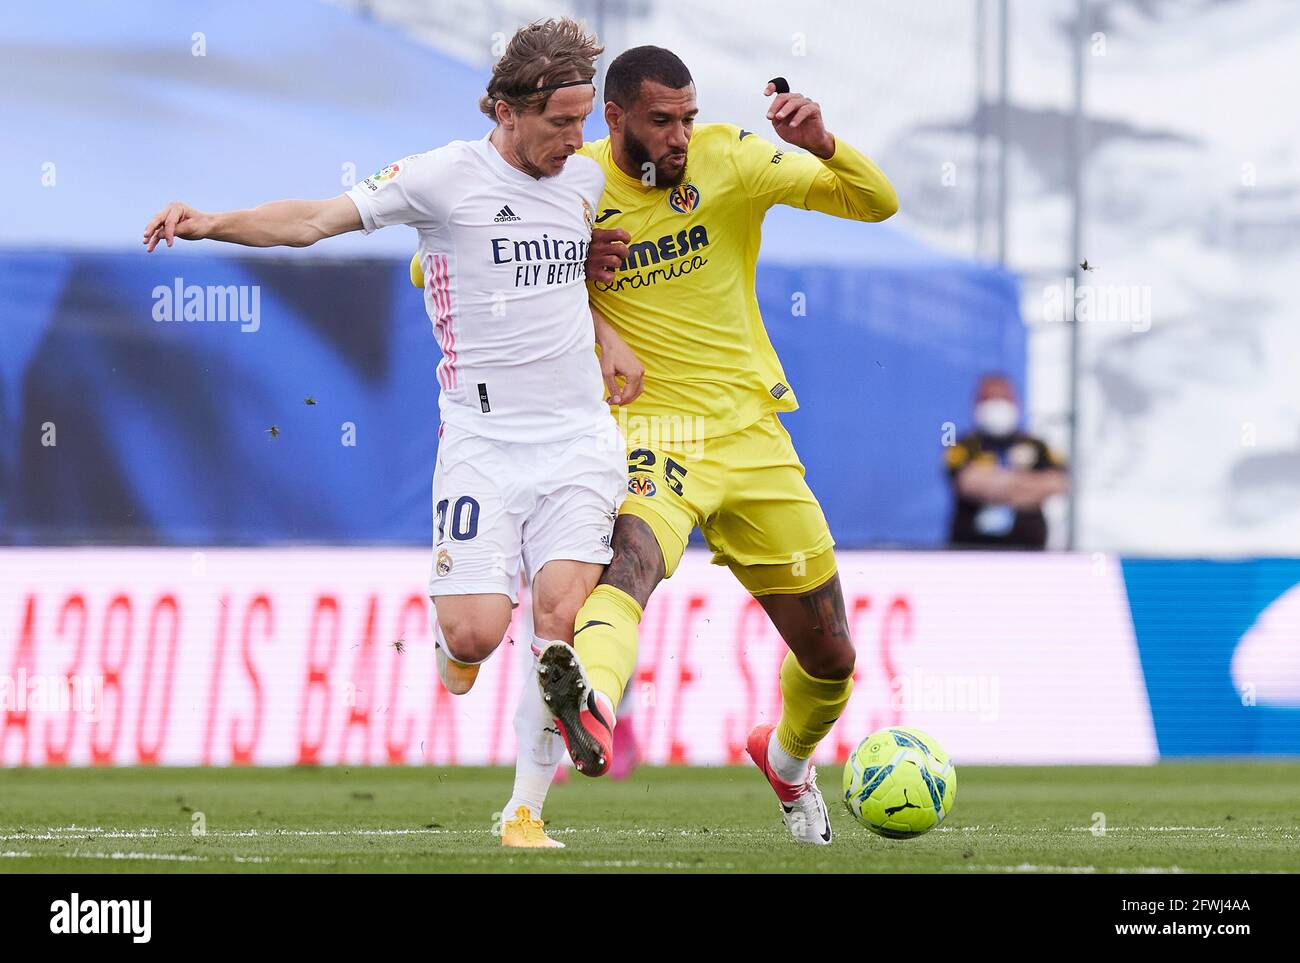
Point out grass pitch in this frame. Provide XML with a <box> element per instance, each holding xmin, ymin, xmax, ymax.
<box><xmin>1</xmin><ymin>763</ymin><xmax>1297</xmax><ymax>873</ymax></box>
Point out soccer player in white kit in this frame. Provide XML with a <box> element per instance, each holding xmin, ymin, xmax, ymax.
<box><xmin>142</xmin><ymin>20</ymin><xmax>641</xmax><ymax>848</ymax></box>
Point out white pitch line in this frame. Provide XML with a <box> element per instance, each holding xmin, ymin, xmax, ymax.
<box><xmin>1</xmin><ymin>826</ymin><xmax>781</xmax><ymax>840</ymax></box>
<box><xmin>3</xmin><ymin>850</ymin><xmax>739</xmax><ymax>870</ymax></box>
<box><xmin>44</xmin><ymin>825</ymin><xmax>105</xmax><ymax>832</ymax></box>
<box><xmin>0</xmin><ymin>850</ymin><xmax>207</xmax><ymax>862</ymax></box>
<box><xmin>1067</xmin><ymin>826</ymin><xmax>1226</xmax><ymax>832</ymax></box>
<box><xmin>0</xmin><ymin>827</ymin><xmax>471</xmax><ymax>840</ymax></box>
<box><xmin>6</xmin><ymin>822</ymin><xmax>1294</xmax><ymax>836</ymax></box>
<box><xmin>470</xmin><ymin>856</ymin><xmax>738</xmax><ymax>870</ymax></box>
<box><xmin>544</xmin><ymin>860</ymin><xmax>737</xmax><ymax>870</ymax></box>
<box><xmin>969</xmin><ymin>865</ymin><xmax>1292</xmax><ymax>874</ymax></box>
<box><xmin>964</xmin><ymin>864</ymin><xmax>1191</xmax><ymax>874</ymax></box>
<box><xmin>1</xmin><ymin>849</ymin><xmax>352</xmax><ymax>866</ymax></box>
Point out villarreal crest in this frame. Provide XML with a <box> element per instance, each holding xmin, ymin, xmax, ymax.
<box><xmin>667</xmin><ymin>183</ymin><xmax>701</xmax><ymax>214</ymax></box>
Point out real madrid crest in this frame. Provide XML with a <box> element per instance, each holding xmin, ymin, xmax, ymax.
<box><xmin>436</xmin><ymin>549</ymin><xmax>453</xmax><ymax>577</ymax></box>
<box><xmin>582</xmin><ymin>198</ymin><xmax>594</xmax><ymax>231</ymax></box>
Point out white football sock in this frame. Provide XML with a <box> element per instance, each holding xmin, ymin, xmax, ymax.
<box><xmin>502</xmin><ymin>640</ymin><xmax>564</xmax><ymax>823</ymax></box>
<box><xmin>593</xmin><ymin>690</ymin><xmax>617</xmax><ymax>727</ymax></box>
<box><xmin>617</xmin><ymin>686</ymin><xmax>636</xmax><ymax>719</ymax></box>
<box><xmin>768</xmin><ymin>734</ymin><xmax>811</xmax><ymax>784</ymax></box>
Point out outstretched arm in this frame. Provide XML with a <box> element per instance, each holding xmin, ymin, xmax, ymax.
<box><xmin>800</xmin><ymin>139</ymin><xmax>898</xmax><ymax>223</ymax></box>
<box><xmin>143</xmin><ymin>195</ymin><xmax>363</xmax><ymax>252</ymax></box>
<box><xmin>759</xmin><ymin>82</ymin><xmax>899</xmax><ymax>223</ymax></box>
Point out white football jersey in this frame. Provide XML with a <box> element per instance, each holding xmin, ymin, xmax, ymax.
<box><xmin>347</xmin><ymin>134</ymin><xmax>608</xmax><ymax>442</ymax></box>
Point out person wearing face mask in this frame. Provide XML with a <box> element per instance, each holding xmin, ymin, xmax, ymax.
<box><xmin>945</xmin><ymin>374</ymin><xmax>1069</xmax><ymax>549</ymax></box>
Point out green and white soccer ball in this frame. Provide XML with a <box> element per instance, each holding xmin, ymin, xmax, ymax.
<box><xmin>842</xmin><ymin>727</ymin><xmax>957</xmax><ymax>838</ymax></box>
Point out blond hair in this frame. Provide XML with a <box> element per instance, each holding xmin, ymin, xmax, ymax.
<box><xmin>479</xmin><ymin>18</ymin><xmax>603</xmax><ymax>121</ymax></box>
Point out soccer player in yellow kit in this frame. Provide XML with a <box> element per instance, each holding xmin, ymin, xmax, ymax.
<box><xmin>534</xmin><ymin>46</ymin><xmax>899</xmax><ymax>845</ymax></box>
<box><xmin>415</xmin><ymin>46</ymin><xmax>897</xmax><ymax>844</ymax></box>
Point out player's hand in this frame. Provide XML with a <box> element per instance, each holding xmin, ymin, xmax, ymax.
<box><xmin>585</xmin><ymin>227</ymin><xmax>630</xmax><ymax>283</ymax></box>
<box><xmin>596</xmin><ymin>325</ymin><xmax>645</xmax><ymax>406</ymax></box>
<box><xmin>143</xmin><ymin>201</ymin><xmax>214</xmax><ymax>252</ymax></box>
<box><xmin>764</xmin><ymin>83</ymin><xmax>836</xmax><ymax>160</ymax></box>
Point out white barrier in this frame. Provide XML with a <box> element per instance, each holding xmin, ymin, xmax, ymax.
<box><xmin>0</xmin><ymin>548</ymin><xmax>1157</xmax><ymax>766</ymax></box>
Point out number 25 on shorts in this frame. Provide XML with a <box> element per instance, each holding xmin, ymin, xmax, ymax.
<box><xmin>627</xmin><ymin>448</ymin><xmax>688</xmax><ymax>497</ymax></box>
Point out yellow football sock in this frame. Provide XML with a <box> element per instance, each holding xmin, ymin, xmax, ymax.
<box><xmin>775</xmin><ymin>651</ymin><xmax>854</xmax><ymax>758</ymax></box>
<box><xmin>573</xmin><ymin>584</ymin><xmax>642</xmax><ymax>708</ymax></box>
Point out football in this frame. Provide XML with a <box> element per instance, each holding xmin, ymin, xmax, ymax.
<box><xmin>842</xmin><ymin>727</ymin><xmax>957</xmax><ymax>838</ymax></box>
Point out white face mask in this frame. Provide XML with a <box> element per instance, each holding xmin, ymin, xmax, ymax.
<box><xmin>974</xmin><ymin>398</ymin><xmax>1020</xmax><ymax>437</ymax></box>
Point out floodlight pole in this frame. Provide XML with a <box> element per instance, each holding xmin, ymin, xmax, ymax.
<box><xmin>1066</xmin><ymin>0</ymin><xmax>1089</xmax><ymax>551</ymax></box>
<box><xmin>996</xmin><ymin>0</ymin><xmax>1009</xmax><ymax>266</ymax></box>
<box><xmin>975</xmin><ymin>0</ymin><xmax>986</xmax><ymax>258</ymax></box>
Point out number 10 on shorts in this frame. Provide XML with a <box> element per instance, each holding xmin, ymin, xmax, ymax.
<box><xmin>436</xmin><ymin>496</ymin><xmax>481</xmax><ymax>542</ymax></box>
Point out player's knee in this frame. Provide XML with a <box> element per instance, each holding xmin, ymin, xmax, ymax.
<box><xmin>802</xmin><ymin>642</ymin><xmax>856</xmax><ymax>681</ymax></box>
<box><xmin>436</xmin><ymin>616</ymin><xmax>504</xmax><ymax>665</ymax></box>
<box><xmin>827</xmin><ymin>645</ymin><xmax>857</xmax><ymax>681</ymax></box>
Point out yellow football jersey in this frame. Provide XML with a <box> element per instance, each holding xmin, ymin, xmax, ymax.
<box><xmin>578</xmin><ymin>123</ymin><xmax>897</xmax><ymax>441</ymax></box>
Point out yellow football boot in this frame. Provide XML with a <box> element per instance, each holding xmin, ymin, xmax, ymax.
<box><xmin>500</xmin><ymin>806</ymin><xmax>565</xmax><ymax>849</ymax></box>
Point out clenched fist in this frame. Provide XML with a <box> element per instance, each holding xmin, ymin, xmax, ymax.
<box><xmin>764</xmin><ymin>82</ymin><xmax>836</xmax><ymax>160</ymax></box>
<box><xmin>585</xmin><ymin>227</ymin><xmax>630</xmax><ymax>284</ymax></box>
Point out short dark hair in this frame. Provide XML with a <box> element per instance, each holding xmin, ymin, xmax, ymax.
<box><xmin>603</xmin><ymin>45</ymin><xmax>693</xmax><ymax>108</ymax></box>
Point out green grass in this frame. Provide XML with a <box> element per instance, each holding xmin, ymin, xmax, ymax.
<box><xmin>1</xmin><ymin>763</ymin><xmax>1297</xmax><ymax>873</ymax></box>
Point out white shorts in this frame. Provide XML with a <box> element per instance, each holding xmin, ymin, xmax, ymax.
<box><xmin>428</xmin><ymin>419</ymin><xmax>626</xmax><ymax>603</ymax></box>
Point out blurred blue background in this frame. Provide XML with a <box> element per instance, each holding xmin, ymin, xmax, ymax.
<box><xmin>0</xmin><ymin>249</ymin><xmax>1021</xmax><ymax>546</ymax></box>
<box><xmin>0</xmin><ymin>0</ymin><xmax>1023</xmax><ymax>546</ymax></box>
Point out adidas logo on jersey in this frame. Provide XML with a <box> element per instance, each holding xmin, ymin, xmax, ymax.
<box><xmin>494</xmin><ymin>204</ymin><xmax>522</xmax><ymax>223</ymax></box>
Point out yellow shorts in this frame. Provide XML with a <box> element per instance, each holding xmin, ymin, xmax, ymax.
<box><xmin>619</xmin><ymin>413</ymin><xmax>837</xmax><ymax>596</ymax></box>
